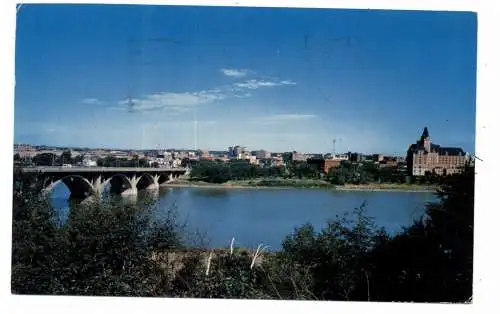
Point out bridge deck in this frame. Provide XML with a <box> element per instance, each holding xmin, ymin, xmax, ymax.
<box><xmin>21</xmin><ymin>166</ymin><xmax>188</xmax><ymax>173</ymax></box>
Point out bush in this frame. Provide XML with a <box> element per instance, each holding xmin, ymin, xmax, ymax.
<box><xmin>11</xmin><ymin>179</ymin><xmax>182</xmax><ymax>296</ymax></box>
<box><xmin>172</xmin><ymin>251</ymin><xmax>272</xmax><ymax>299</ymax></box>
<box><xmin>277</xmin><ymin>203</ymin><xmax>386</xmax><ymax>300</ymax></box>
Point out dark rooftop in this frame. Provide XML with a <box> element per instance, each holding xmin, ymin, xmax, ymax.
<box><xmin>408</xmin><ymin>143</ymin><xmax>465</xmax><ymax>156</ymax></box>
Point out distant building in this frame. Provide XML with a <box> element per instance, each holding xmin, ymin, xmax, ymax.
<box><xmin>14</xmin><ymin>144</ymin><xmax>36</xmax><ymax>158</ymax></box>
<box><xmin>163</xmin><ymin>151</ymin><xmax>173</xmax><ymax>161</ymax></box>
<box><xmin>396</xmin><ymin>156</ymin><xmax>406</xmax><ymax>163</ymax></box>
<box><xmin>246</xmin><ymin>155</ymin><xmax>258</xmax><ymax>164</ymax></box>
<box><xmin>347</xmin><ymin>152</ymin><xmax>364</xmax><ymax>163</ymax></box>
<box><xmin>228</xmin><ymin>145</ymin><xmax>245</xmax><ymax>159</ymax></box>
<box><xmin>379</xmin><ymin>157</ymin><xmax>398</xmax><ymax>168</ymax></box>
<box><xmin>308</xmin><ymin>153</ymin><xmax>324</xmax><ymax>159</ymax></box>
<box><xmin>292</xmin><ymin>151</ymin><xmax>308</xmax><ymax>162</ymax></box>
<box><xmin>82</xmin><ymin>159</ymin><xmax>97</xmax><ymax>167</ymax></box>
<box><xmin>307</xmin><ymin>158</ymin><xmax>343</xmax><ymax>174</ymax></box>
<box><xmin>373</xmin><ymin>154</ymin><xmax>385</xmax><ymax>162</ymax></box>
<box><xmin>331</xmin><ymin>154</ymin><xmax>349</xmax><ymax>161</ymax></box>
<box><xmin>254</xmin><ymin>149</ymin><xmax>271</xmax><ymax>160</ymax></box>
<box><xmin>406</xmin><ymin>127</ymin><xmax>467</xmax><ymax>176</ymax></box>
<box><xmin>172</xmin><ymin>158</ymin><xmax>182</xmax><ymax>168</ymax></box>
<box><xmin>198</xmin><ymin>149</ymin><xmax>210</xmax><ymax>157</ymax></box>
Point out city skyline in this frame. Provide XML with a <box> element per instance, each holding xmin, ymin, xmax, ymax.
<box><xmin>14</xmin><ymin>5</ymin><xmax>477</xmax><ymax>155</ymax></box>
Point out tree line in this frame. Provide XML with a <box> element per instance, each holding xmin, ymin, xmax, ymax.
<box><xmin>326</xmin><ymin>161</ymin><xmax>443</xmax><ymax>185</ymax></box>
<box><xmin>14</xmin><ymin>152</ymin><xmax>159</xmax><ymax>168</ymax></box>
<box><xmin>189</xmin><ymin>159</ymin><xmax>441</xmax><ymax>185</ymax></box>
<box><xmin>14</xmin><ymin>151</ymin><xmax>81</xmax><ymax>166</ymax></box>
<box><xmin>11</xmin><ymin>164</ymin><xmax>474</xmax><ymax>301</ymax></box>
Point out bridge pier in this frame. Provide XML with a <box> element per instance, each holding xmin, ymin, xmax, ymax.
<box><xmin>145</xmin><ymin>174</ymin><xmax>160</xmax><ymax>190</ymax></box>
<box><xmin>159</xmin><ymin>173</ymin><xmax>175</xmax><ymax>186</ymax></box>
<box><xmin>90</xmin><ymin>176</ymin><xmax>103</xmax><ymax>197</ymax></box>
<box><xmin>42</xmin><ymin>180</ymin><xmax>56</xmax><ymax>196</ymax></box>
<box><xmin>122</xmin><ymin>175</ymin><xmax>139</xmax><ymax>196</ymax></box>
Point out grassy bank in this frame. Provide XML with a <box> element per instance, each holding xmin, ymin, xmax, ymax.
<box><xmin>164</xmin><ymin>178</ymin><xmax>435</xmax><ymax>192</ymax></box>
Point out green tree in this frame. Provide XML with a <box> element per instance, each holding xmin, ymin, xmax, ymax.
<box><xmin>60</xmin><ymin>150</ymin><xmax>73</xmax><ymax>165</ymax></box>
<box><xmin>73</xmin><ymin>154</ymin><xmax>84</xmax><ymax>165</ymax></box>
<box><xmin>282</xmin><ymin>152</ymin><xmax>293</xmax><ymax>164</ymax></box>
<box><xmin>363</xmin><ymin>165</ymin><xmax>474</xmax><ymax>302</ymax></box>
<box><xmin>32</xmin><ymin>153</ymin><xmax>57</xmax><ymax>166</ymax></box>
<box><xmin>278</xmin><ymin>203</ymin><xmax>385</xmax><ymax>300</ymax></box>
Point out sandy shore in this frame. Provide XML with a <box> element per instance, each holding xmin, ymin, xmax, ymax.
<box><xmin>161</xmin><ymin>181</ymin><xmax>436</xmax><ymax>193</ymax></box>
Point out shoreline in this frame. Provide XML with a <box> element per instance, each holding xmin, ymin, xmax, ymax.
<box><xmin>334</xmin><ymin>186</ymin><xmax>435</xmax><ymax>193</ymax></box>
<box><xmin>161</xmin><ymin>181</ymin><xmax>436</xmax><ymax>193</ymax></box>
<box><xmin>162</xmin><ymin>183</ymin><xmax>294</xmax><ymax>190</ymax></box>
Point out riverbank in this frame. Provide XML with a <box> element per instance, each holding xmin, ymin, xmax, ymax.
<box><xmin>162</xmin><ymin>179</ymin><xmax>436</xmax><ymax>192</ymax></box>
<box><xmin>163</xmin><ymin>180</ymin><xmax>294</xmax><ymax>190</ymax></box>
<box><xmin>336</xmin><ymin>183</ymin><xmax>436</xmax><ymax>193</ymax></box>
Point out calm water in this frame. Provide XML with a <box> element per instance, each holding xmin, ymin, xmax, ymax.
<box><xmin>50</xmin><ymin>184</ymin><xmax>436</xmax><ymax>250</ymax></box>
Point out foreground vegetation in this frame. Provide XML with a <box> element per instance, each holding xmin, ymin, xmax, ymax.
<box><xmin>11</xmin><ymin>165</ymin><xmax>473</xmax><ymax>301</ymax></box>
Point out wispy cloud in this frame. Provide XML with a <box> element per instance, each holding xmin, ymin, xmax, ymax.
<box><xmin>115</xmin><ymin>89</ymin><xmax>225</xmax><ymax>113</ymax></box>
<box><xmin>234</xmin><ymin>79</ymin><xmax>296</xmax><ymax>90</ymax></box>
<box><xmin>251</xmin><ymin>114</ymin><xmax>317</xmax><ymax>125</ymax></box>
<box><xmin>220</xmin><ymin>68</ymin><xmax>249</xmax><ymax>78</ymax></box>
<box><xmin>81</xmin><ymin>98</ymin><xmax>102</xmax><ymax>105</ymax></box>
<box><xmin>114</xmin><ymin>69</ymin><xmax>297</xmax><ymax>113</ymax></box>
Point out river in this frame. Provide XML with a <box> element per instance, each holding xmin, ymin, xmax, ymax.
<box><xmin>50</xmin><ymin>184</ymin><xmax>437</xmax><ymax>250</ymax></box>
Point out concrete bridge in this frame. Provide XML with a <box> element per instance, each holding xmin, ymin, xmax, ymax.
<box><xmin>21</xmin><ymin>166</ymin><xmax>190</xmax><ymax>199</ymax></box>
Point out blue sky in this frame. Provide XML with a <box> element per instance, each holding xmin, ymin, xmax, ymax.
<box><xmin>14</xmin><ymin>5</ymin><xmax>477</xmax><ymax>155</ymax></box>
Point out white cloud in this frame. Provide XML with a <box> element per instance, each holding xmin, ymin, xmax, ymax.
<box><xmin>115</xmin><ymin>89</ymin><xmax>225</xmax><ymax>113</ymax></box>
<box><xmin>81</xmin><ymin>98</ymin><xmax>102</xmax><ymax>105</ymax></box>
<box><xmin>234</xmin><ymin>92</ymin><xmax>252</xmax><ymax>98</ymax></box>
<box><xmin>112</xmin><ymin>72</ymin><xmax>296</xmax><ymax>113</ymax></box>
<box><xmin>279</xmin><ymin>80</ymin><xmax>297</xmax><ymax>85</ymax></box>
<box><xmin>251</xmin><ymin>114</ymin><xmax>317</xmax><ymax>125</ymax></box>
<box><xmin>220</xmin><ymin>68</ymin><xmax>249</xmax><ymax>78</ymax></box>
<box><xmin>234</xmin><ymin>79</ymin><xmax>296</xmax><ymax>90</ymax></box>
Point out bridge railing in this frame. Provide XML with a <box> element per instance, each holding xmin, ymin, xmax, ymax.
<box><xmin>21</xmin><ymin>166</ymin><xmax>189</xmax><ymax>172</ymax></box>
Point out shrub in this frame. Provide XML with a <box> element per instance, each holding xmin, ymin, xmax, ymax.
<box><xmin>11</xmin><ymin>178</ymin><xmax>182</xmax><ymax>296</ymax></box>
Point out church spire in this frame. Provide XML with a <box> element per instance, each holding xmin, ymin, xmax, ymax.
<box><xmin>421</xmin><ymin>127</ymin><xmax>429</xmax><ymax>139</ymax></box>
<box><xmin>420</xmin><ymin>126</ymin><xmax>431</xmax><ymax>152</ymax></box>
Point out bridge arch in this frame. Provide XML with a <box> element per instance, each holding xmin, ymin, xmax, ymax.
<box><xmin>44</xmin><ymin>175</ymin><xmax>96</xmax><ymax>199</ymax></box>
<box><xmin>158</xmin><ymin>172</ymin><xmax>173</xmax><ymax>185</ymax></box>
<box><xmin>102</xmin><ymin>173</ymin><xmax>134</xmax><ymax>195</ymax></box>
<box><xmin>136</xmin><ymin>173</ymin><xmax>156</xmax><ymax>190</ymax></box>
